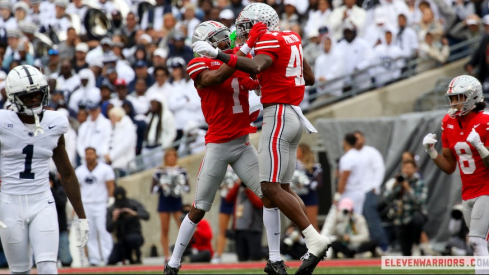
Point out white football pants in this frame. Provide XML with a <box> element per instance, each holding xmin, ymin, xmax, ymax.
<box><xmin>84</xmin><ymin>203</ymin><xmax>113</xmax><ymax>265</ymax></box>
<box><xmin>0</xmin><ymin>190</ymin><xmax>59</xmax><ymax>273</ymax></box>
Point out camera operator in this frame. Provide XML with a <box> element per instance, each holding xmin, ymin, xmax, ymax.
<box><xmin>280</xmin><ymin>224</ymin><xmax>308</xmax><ymax>260</ymax></box>
<box><xmin>322</xmin><ymin>198</ymin><xmax>376</xmax><ymax>258</ymax></box>
<box><xmin>444</xmin><ymin>203</ymin><xmax>472</xmax><ymax>256</ymax></box>
<box><xmin>382</xmin><ymin>160</ymin><xmax>428</xmax><ymax>256</ymax></box>
<box><xmin>106</xmin><ymin>186</ymin><xmax>150</xmax><ymax>265</ymax></box>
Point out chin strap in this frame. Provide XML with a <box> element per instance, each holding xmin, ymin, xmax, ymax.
<box><xmin>33</xmin><ymin>113</ymin><xmax>44</xmax><ymax>136</ymax></box>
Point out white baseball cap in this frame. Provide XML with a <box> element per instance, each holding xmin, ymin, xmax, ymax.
<box><xmin>75</xmin><ymin>42</ymin><xmax>89</xmax><ymax>53</ymax></box>
<box><xmin>153</xmin><ymin>48</ymin><xmax>168</xmax><ymax>58</ymax></box>
<box><xmin>219</xmin><ymin>9</ymin><xmax>234</xmax><ymax>20</ymax></box>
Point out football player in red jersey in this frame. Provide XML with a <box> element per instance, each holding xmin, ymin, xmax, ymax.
<box><xmin>164</xmin><ymin>21</ymin><xmax>288</xmax><ymax>275</ymax></box>
<box><xmin>192</xmin><ymin>3</ymin><xmax>331</xmax><ymax>274</ymax></box>
<box><xmin>423</xmin><ymin>75</ymin><xmax>489</xmax><ymax>271</ymax></box>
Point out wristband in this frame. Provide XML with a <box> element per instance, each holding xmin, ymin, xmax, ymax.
<box><xmin>240</xmin><ymin>43</ymin><xmax>251</xmax><ymax>55</ymax></box>
<box><xmin>477</xmin><ymin>146</ymin><xmax>489</xmax><ymax>159</ymax></box>
<box><xmin>427</xmin><ymin>149</ymin><xmax>438</xmax><ymax>159</ymax></box>
<box><xmin>226</xmin><ymin>54</ymin><xmax>238</xmax><ymax>68</ymax></box>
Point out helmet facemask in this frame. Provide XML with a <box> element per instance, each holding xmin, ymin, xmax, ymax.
<box><xmin>446</xmin><ymin>91</ymin><xmax>478</xmax><ymax>118</ymax></box>
<box><xmin>208</xmin><ymin>28</ymin><xmax>232</xmax><ymax>51</ymax></box>
<box><xmin>10</xmin><ymin>85</ymin><xmax>49</xmax><ymax>116</ymax></box>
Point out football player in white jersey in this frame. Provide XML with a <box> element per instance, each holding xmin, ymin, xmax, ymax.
<box><xmin>0</xmin><ymin>65</ymin><xmax>89</xmax><ymax>274</ymax></box>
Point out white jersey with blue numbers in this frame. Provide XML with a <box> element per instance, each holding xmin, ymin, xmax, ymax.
<box><xmin>0</xmin><ymin>110</ymin><xmax>69</xmax><ymax>195</ymax></box>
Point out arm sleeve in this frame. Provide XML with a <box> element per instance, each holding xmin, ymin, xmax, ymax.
<box><xmin>105</xmin><ymin>165</ymin><xmax>116</xmax><ymax>182</ymax></box>
<box><xmin>339</xmin><ymin>155</ymin><xmax>353</xmax><ymax>172</ymax></box>
<box><xmin>187</xmin><ymin>58</ymin><xmax>210</xmax><ymax>81</ymax></box>
<box><xmin>133</xmin><ymin>200</ymin><xmax>150</xmax><ymax>220</ymax></box>
<box><xmin>253</xmin><ymin>33</ymin><xmax>281</xmax><ymax>62</ymax></box>
<box><xmin>225</xmin><ymin>183</ymin><xmax>240</xmax><ymax>203</ymax></box>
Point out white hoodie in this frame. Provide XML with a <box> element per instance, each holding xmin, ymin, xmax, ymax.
<box><xmin>144</xmin><ymin>94</ymin><xmax>176</xmax><ymax>149</ymax></box>
<box><xmin>369</xmin><ymin>27</ymin><xmax>404</xmax><ymax>86</ymax></box>
<box><xmin>314</xmin><ymin>35</ymin><xmax>345</xmax><ymax>97</ymax></box>
<box><xmin>108</xmin><ymin>115</ymin><xmax>137</xmax><ymax>170</ymax></box>
<box><xmin>69</xmin><ymin>69</ymin><xmax>101</xmax><ymax>113</ymax></box>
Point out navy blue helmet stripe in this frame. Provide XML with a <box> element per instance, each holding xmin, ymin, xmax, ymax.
<box><xmin>21</xmin><ymin>66</ymin><xmax>33</xmax><ymax>85</ymax></box>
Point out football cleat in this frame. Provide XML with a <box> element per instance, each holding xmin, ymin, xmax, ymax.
<box><xmin>264</xmin><ymin>260</ymin><xmax>289</xmax><ymax>275</ymax></box>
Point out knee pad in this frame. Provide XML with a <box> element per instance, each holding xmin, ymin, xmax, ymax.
<box><xmin>36</xmin><ymin>261</ymin><xmax>57</xmax><ymax>274</ymax></box>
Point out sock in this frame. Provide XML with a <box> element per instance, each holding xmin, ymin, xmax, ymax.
<box><xmin>263</xmin><ymin>207</ymin><xmax>281</xmax><ymax>262</ymax></box>
<box><xmin>36</xmin><ymin>261</ymin><xmax>57</xmax><ymax>274</ymax></box>
<box><xmin>302</xmin><ymin>224</ymin><xmax>324</xmax><ymax>256</ymax></box>
<box><xmin>168</xmin><ymin>215</ymin><xmax>198</xmax><ymax>268</ymax></box>
<box><xmin>469</xmin><ymin>237</ymin><xmax>489</xmax><ymax>274</ymax></box>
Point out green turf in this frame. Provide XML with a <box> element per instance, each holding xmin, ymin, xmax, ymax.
<box><xmin>92</xmin><ymin>267</ymin><xmax>476</xmax><ymax>274</ymax></box>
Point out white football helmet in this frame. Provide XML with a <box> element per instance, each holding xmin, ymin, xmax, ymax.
<box><xmin>5</xmin><ymin>65</ymin><xmax>49</xmax><ymax>116</ymax></box>
<box><xmin>446</xmin><ymin>75</ymin><xmax>484</xmax><ymax>118</ymax></box>
<box><xmin>235</xmin><ymin>3</ymin><xmax>279</xmax><ymax>39</ymax></box>
<box><xmin>192</xmin><ymin>21</ymin><xmax>231</xmax><ymax>50</ymax></box>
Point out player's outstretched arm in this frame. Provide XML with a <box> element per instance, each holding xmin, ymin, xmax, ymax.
<box><xmin>216</xmin><ymin>52</ymin><xmax>273</xmax><ymax>75</ymax></box>
<box><xmin>52</xmin><ymin>135</ymin><xmax>87</xmax><ymax>219</ymax></box>
<box><xmin>303</xmin><ymin>58</ymin><xmax>315</xmax><ymax>86</ymax></box>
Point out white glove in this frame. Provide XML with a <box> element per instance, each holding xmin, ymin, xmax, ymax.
<box><xmin>75</xmin><ymin>219</ymin><xmax>90</xmax><ymax>248</ymax></box>
<box><xmin>192</xmin><ymin>41</ymin><xmax>219</xmax><ymax>58</ymax></box>
<box><xmin>467</xmin><ymin>128</ymin><xmax>489</xmax><ymax>158</ymax></box>
<box><xmin>423</xmin><ymin>133</ymin><xmax>438</xmax><ymax>159</ymax></box>
<box><xmin>107</xmin><ymin>197</ymin><xmax>115</xmax><ymax>208</ymax></box>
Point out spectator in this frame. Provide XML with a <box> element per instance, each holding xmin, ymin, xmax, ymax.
<box><xmin>127</xmin><ymin>77</ymin><xmax>150</xmax><ymax>117</ymax></box>
<box><xmin>280</xmin><ymin>225</ymin><xmax>308</xmax><ymax>260</ymax></box>
<box><xmin>107</xmin><ymin>186</ymin><xmax>150</xmax><ymax>265</ymax></box>
<box><xmin>280</xmin><ymin>0</ymin><xmax>301</xmax><ymax>31</ymax></box>
<box><xmin>353</xmin><ymin>131</ymin><xmax>388</xmax><ymax>252</ymax></box>
<box><xmin>86</xmin><ymin>37</ymin><xmax>113</xmax><ymax>66</ymax></box>
<box><xmin>180</xmin><ymin>3</ymin><xmax>200</xmax><ymax>40</ymax></box>
<box><xmin>141</xmin><ymin>0</ymin><xmax>169</xmax><ymax>31</ymax></box>
<box><xmin>89</xmin><ymin>60</ymin><xmax>104</xmax><ymax>88</ymax></box>
<box><xmin>382</xmin><ymin>160</ymin><xmax>428</xmax><ymax>256</ymax></box>
<box><xmin>106</xmin><ymin>106</ymin><xmax>136</xmax><ymax>177</ymax></box>
<box><xmin>13</xmin><ymin>1</ymin><xmax>30</xmax><ymax>23</ymax></box>
<box><xmin>374</xmin><ymin>1</ymin><xmax>409</xmax><ymax>31</ymax></box>
<box><xmin>414</xmin><ymin>7</ymin><xmax>444</xmax><ymax>43</ymax></box>
<box><xmin>57</xmin><ymin>27</ymin><xmax>77</xmax><ymax>60</ymax></box>
<box><xmin>49</xmin><ymin>173</ymin><xmax>72</xmax><ymax>267</ymax></box>
<box><xmin>177</xmin><ymin>119</ymin><xmax>206</xmax><ymax>156</ymax></box>
<box><xmin>53</xmin><ymin>58</ymin><xmax>81</xmax><ymax>98</ymax></box>
<box><xmin>73</xmin><ymin>42</ymin><xmax>89</xmax><ymax>73</ymax></box>
<box><xmin>369</xmin><ymin>27</ymin><xmax>404</xmax><ymax>87</ymax></box>
<box><xmin>2</xmin><ymin>42</ymin><xmax>33</xmax><ymax>70</ymax></box>
<box><xmin>28</xmin><ymin>0</ymin><xmax>43</xmax><ymax>29</ymax></box>
<box><xmin>45</xmin><ymin>0</ymin><xmax>71</xmax><ymax>34</ymax></box>
<box><xmin>329</xmin><ymin>0</ymin><xmax>367</xmax><ymax>40</ymax></box>
<box><xmin>128</xmin><ymin>60</ymin><xmax>154</xmax><ymax>92</ymax></box>
<box><xmin>418</xmin><ymin>32</ymin><xmax>450</xmax><ymax>70</ymax></box>
<box><xmin>211</xmin><ymin>167</ymin><xmax>237</xmax><ymax>264</ymax></box>
<box><xmin>121</xmin><ymin>100</ymin><xmax>147</xmax><ymax>156</ymax></box>
<box><xmin>143</xmin><ymin>93</ymin><xmax>175</xmax><ymax>152</ymax></box>
<box><xmin>364</xmin><ymin>8</ymin><xmax>388</xmax><ymax>47</ymax></box>
<box><xmin>226</xmin><ymin>0</ymin><xmax>245</xmax><ymax>20</ymax></box>
<box><xmin>44</xmin><ymin>48</ymin><xmax>61</xmax><ymax>76</ymax></box>
<box><xmin>314</xmin><ymin>33</ymin><xmax>344</xmax><ymax>97</ymax></box>
<box><xmin>444</xmin><ymin>203</ymin><xmax>471</xmax><ymax>256</ymax></box>
<box><xmin>303</xmin><ymin>26</ymin><xmax>329</xmax><ymax>72</ymax></box>
<box><xmin>305</xmin><ymin>0</ymin><xmax>331</xmax><ymax>36</ymax></box>
<box><xmin>219</xmin><ymin>9</ymin><xmax>235</xmax><ymax>31</ymax></box>
<box><xmin>147</xmin><ymin>66</ymin><xmax>172</xmax><ymax>101</ymax></box>
<box><xmin>66</xmin><ymin>0</ymin><xmax>87</xmax><ymax>21</ymax></box>
<box><xmin>69</xmin><ymin>68</ymin><xmax>101</xmax><ymax>114</ymax></box>
<box><xmin>121</xmin><ymin>12</ymin><xmax>139</xmax><ymax>48</ymax></box>
<box><xmin>0</xmin><ymin>2</ymin><xmax>17</xmax><ymax>31</ymax></box>
<box><xmin>103</xmin><ymin>51</ymin><xmax>135</xmax><ymax>84</ymax></box>
<box><xmin>168</xmin><ymin>33</ymin><xmax>194</xmax><ymax>65</ymax></box>
<box><xmin>76</xmin><ymin>102</ymin><xmax>112</xmax><ymax>161</ymax></box>
<box><xmin>151</xmin><ymin>149</ymin><xmax>190</xmax><ymax>262</ymax></box>
<box><xmin>466</xmin><ymin>23</ymin><xmax>489</xmax><ymax>90</ymax></box>
<box><xmin>396</xmin><ymin>13</ymin><xmax>419</xmax><ymax>61</ymax></box>
<box><xmin>295</xmin><ymin>143</ymin><xmax>322</xmax><ymax>231</ymax></box>
<box><xmin>448</xmin><ymin>14</ymin><xmax>484</xmax><ymax>46</ymax></box>
<box><xmin>171</xmin><ymin>204</ymin><xmax>213</xmax><ymax>263</ymax></box>
<box><xmin>452</xmin><ymin>0</ymin><xmax>475</xmax><ymax>22</ymax></box>
<box><xmin>336</xmin><ymin>133</ymin><xmax>366</xmax><ymax>214</ymax></box>
<box><xmin>337</xmin><ymin>19</ymin><xmax>372</xmax><ymax>91</ymax></box>
<box><xmin>76</xmin><ymin>147</ymin><xmax>115</xmax><ymax>266</ymax></box>
<box><xmin>226</xmin><ymin>181</ymin><xmax>264</xmax><ymax>262</ymax></box>
<box><xmin>149</xmin><ymin>48</ymin><xmax>168</xmax><ymax>75</ymax></box>
<box><xmin>321</xmin><ymin>198</ymin><xmax>377</xmax><ymax>258</ymax></box>
<box><xmin>110</xmin><ymin>78</ymin><xmax>130</xmax><ymax>108</ymax></box>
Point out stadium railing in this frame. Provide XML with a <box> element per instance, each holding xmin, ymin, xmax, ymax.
<box><xmin>125</xmin><ymin>36</ymin><xmax>482</xmax><ymax>176</ymax></box>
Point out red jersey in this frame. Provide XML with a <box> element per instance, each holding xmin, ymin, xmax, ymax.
<box><xmin>254</xmin><ymin>31</ymin><xmax>305</xmax><ymax>106</ymax></box>
<box><xmin>187</xmin><ymin>57</ymin><xmax>257</xmax><ymax>144</ymax></box>
<box><xmin>441</xmin><ymin>111</ymin><xmax>489</xmax><ymax>200</ymax></box>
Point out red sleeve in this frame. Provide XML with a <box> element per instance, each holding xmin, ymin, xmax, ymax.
<box><xmin>225</xmin><ymin>183</ymin><xmax>240</xmax><ymax>203</ymax></box>
<box><xmin>245</xmin><ymin>188</ymin><xmax>263</xmax><ymax>209</ymax></box>
<box><xmin>254</xmin><ymin>32</ymin><xmax>281</xmax><ymax>62</ymax></box>
<box><xmin>187</xmin><ymin>57</ymin><xmax>210</xmax><ymax>81</ymax></box>
<box><xmin>441</xmin><ymin>115</ymin><xmax>450</xmax><ymax>148</ymax></box>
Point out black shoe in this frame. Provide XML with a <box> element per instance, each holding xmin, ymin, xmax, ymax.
<box><xmin>164</xmin><ymin>263</ymin><xmax>180</xmax><ymax>275</ymax></box>
<box><xmin>264</xmin><ymin>260</ymin><xmax>289</xmax><ymax>275</ymax></box>
<box><xmin>295</xmin><ymin>247</ymin><xmax>330</xmax><ymax>275</ymax></box>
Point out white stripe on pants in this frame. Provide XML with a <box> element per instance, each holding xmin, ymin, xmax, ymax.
<box><xmin>84</xmin><ymin>203</ymin><xmax>113</xmax><ymax>265</ymax></box>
